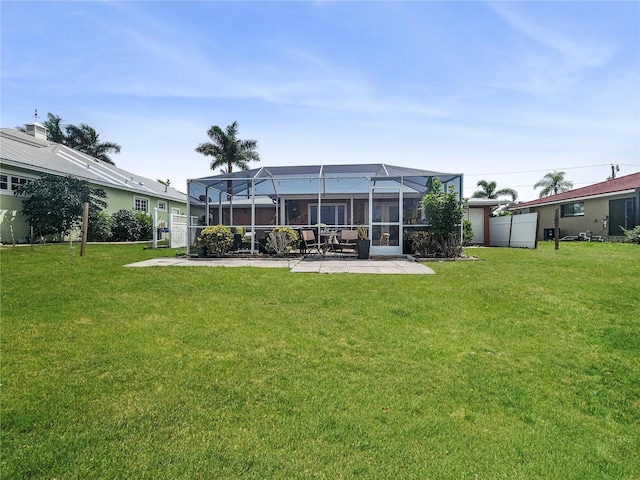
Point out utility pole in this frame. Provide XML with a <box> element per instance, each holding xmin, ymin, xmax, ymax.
<box><xmin>554</xmin><ymin>207</ymin><xmax>560</xmax><ymax>250</ymax></box>
<box><xmin>609</xmin><ymin>164</ymin><xmax>619</xmax><ymax>180</ymax></box>
<box><xmin>80</xmin><ymin>202</ymin><xmax>89</xmax><ymax>256</ymax></box>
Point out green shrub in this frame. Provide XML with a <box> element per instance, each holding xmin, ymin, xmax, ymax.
<box><xmin>463</xmin><ymin>219</ymin><xmax>474</xmax><ymax>245</ymax></box>
<box><xmin>198</xmin><ymin>224</ymin><xmax>233</xmax><ymax>256</ymax></box>
<box><xmin>266</xmin><ymin>227</ymin><xmax>300</xmax><ymax>256</ymax></box>
<box><xmin>419</xmin><ymin>179</ymin><xmax>467</xmax><ymax>257</ymax></box>
<box><xmin>87</xmin><ymin>211</ymin><xmax>112</xmax><ymax>242</ymax></box>
<box><xmin>110</xmin><ymin>210</ymin><xmax>141</xmax><ymax>241</ymax></box>
<box><xmin>134</xmin><ymin>212</ymin><xmax>154</xmax><ymax>240</ymax></box>
<box><xmin>411</xmin><ymin>231</ymin><xmax>433</xmax><ymax>257</ymax></box>
<box><xmin>621</xmin><ymin>225</ymin><xmax>640</xmax><ymax>244</ymax></box>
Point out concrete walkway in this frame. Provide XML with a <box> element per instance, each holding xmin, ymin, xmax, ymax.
<box><xmin>125</xmin><ymin>256</ymin><xmax>435</xmax><ymax>275</ymax></box>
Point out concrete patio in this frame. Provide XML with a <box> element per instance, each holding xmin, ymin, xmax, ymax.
<box><xmin>125</xmin><ymin>256</ymin><xmax>435</xmax><ymax>275</ymax></box>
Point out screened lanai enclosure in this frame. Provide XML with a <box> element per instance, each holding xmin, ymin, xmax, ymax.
<box><xmin>187</xmin><ymin>164</ymin><xmax>463</xmax><ymax>256</ymax></box>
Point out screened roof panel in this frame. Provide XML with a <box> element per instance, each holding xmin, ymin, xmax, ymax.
<box><xmin>257</xmin><ymin>165</ymin><xmax>321</xmax><ymax>178</ymax></box>
<box><xmin>189</xmin><ymin>163</ymin><xmax>462</xmax><ymax>198</ymax></box>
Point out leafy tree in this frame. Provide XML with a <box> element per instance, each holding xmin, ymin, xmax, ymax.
<box><xmin>471</xmin><ymin>179</ymin><xmax>518</xmax><ymax>202</ymax></box>
<box><xmin>419</xmin><ymin>178</ymin><xmax>467</xmax><ymax>257</ymax></box>
<box><xmin>16</xmin><ymin>174</ymin><xmax>107</xmax><ymax>241</ymax></box>
<box><xmin>195</xmin><ymin>121</ymin><xmax>260</xmax><ymax>174</ymax></box>
<box><xmin>534</xmin><ymin>171</ymin><xmax>573</xmax><ymax>198</ymax></box>
<box><xmin>64</xmin><ymin>123</ymin><xmax>121</xmax><ymax>165</ymax></box>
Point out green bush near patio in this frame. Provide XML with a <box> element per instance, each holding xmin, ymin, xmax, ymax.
<box><xmin>1</xmin><ymin>242</ymin><xmax>638</xmax><ymax>478</ymax></box>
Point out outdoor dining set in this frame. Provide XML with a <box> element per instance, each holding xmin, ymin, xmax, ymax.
<box><xmin>299</xmin><ymin>229</ymin><xmax>359</xmax><ymax>258</ymax></box>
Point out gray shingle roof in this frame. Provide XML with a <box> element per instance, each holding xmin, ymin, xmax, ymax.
<box><xmin>0</xmin><ymin>128</ymin><xmax>186</xmax><ymax>202</ymax></box>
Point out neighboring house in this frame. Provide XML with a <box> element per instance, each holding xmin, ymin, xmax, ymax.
<box><xmin>465</xmin><ymin>198</ymin><xmax>511</xmax><ymax>245</ymax></box>
<box><xmin>510</xmin><ymin>172</ymin><xmax>640</xmax><ymax>241</ymax></box>
<box><xmin>0</xmin><ymin>124</ymin><xmax>187</xmax><ymax>244</ymax></box>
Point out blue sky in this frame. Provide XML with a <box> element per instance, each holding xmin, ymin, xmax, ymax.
<box><xmin>2</xmin><ymin>1</ymin><xmax>638</xmax><ymax>201</ymax></box>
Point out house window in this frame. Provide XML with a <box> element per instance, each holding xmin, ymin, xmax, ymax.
<box><xmin>0</xmin><ymin>175</ymin><xmax>7</xmax><ymax>190</ymax></box>
<box><xmin>134</xmin><ymin>197</ymin><xmax>149</xmax><ymax>213</ymax></box>
<box><xmin>171</xmin><ymin>207</ymin><xmax>180</xmax><ymax>215</ymax></box>
<box><xmin>561</xmin><ymin>202</ymin><xmax>584</xmax><ymax>217</ymax></box>
<box><xmin>10</xmin><ymin>175</ymin><xmax>31</xmax><ymax>191</ymax></box>
<box><xmin>309</xmin><ymin>204</ymin><xmax>346</xmax><ymax>226</ymax></box>
<box><xmin>158</xmin><ymin>200</ymin><xmax>167</xmax><ymax>211</ymax></box>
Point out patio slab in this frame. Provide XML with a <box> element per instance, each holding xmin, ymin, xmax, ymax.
<box><xmin>125</xmin><ymin>257</ymin><xmax>435</xmax><ymax>274</ymax></box>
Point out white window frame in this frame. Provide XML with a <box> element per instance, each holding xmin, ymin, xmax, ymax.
<box><xmin>157</xmin><ymin>200</ymin><xmax>167</xmax><ymax>211</ymax></box>
<box><xmin>134</xmin><ymin>196</ymin><xmax>150</xmax><ymax>214</ymax></box>
<box><xmin>309</xmin><ymin>203</ymin><xmax>347</xmax><ymax>226</ymax></box>
<box><xmin>1</xmin><ymin>173</ymin><xmax>35</xmax><ymax>196</ymax></box>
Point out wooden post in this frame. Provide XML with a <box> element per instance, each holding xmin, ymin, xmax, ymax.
<box><xmin>80</xmin><ymin>202</ymin><xmax>89</xmax><ymax>256</ymax></box>
<box><xmin>554</xmin><ymin>207</ymin><xmax>560</xmax><ymax>250</ymax></box>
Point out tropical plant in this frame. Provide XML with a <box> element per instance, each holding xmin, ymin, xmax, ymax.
<box><xmin>410</xmin><ymin>231</ymin><xmax>433</xmax><ymax>257</ymax></box>
<box><xmin>471</xmin><ymin>180</ymin><xmax>518</xmax><ymax>202</ymax></box>
<box><xmin>533</xmin><ymin>171</ymin><xmax>573</xmax><ymax>198</ymax></box>
<box><xmin>198</xmin><ymin>225</ymin><xmax>234</xmax><ymax>257</ymax></box>
<box><xmin>357</xmin><ymin>225</ymin><xmax>368</xmax><ymax>240</ymax></box>
<box><xmin>419</xmin><ymin>179</ymin><xmax>467</xmax><ymax>258</ymax></box>
<box><xmin>41</xmin><ymin>113</ymin><xmax>122</xmax><ymax>165</ymax></box>
<box><xmin>110</xmin><ymin>210</ymin><xmax>142</xmax><ymax>241</ymax></box>
<box><xmin>15</xmin><ymin>174</ymin><xmax>107</xmax><ymax>242</ymax></box>
<box><xmin>195</xmin><ymin>121</ymin><xmax>260</xmax><ymax>175</ymax></box>
<box><xmin>266</xmin><ymin>227</ymin><xmax>300</xmax><ymax>257</ymax></box>
<box><xmin>64</xmin><ymin>123</ymin><xmax>122</xmax><ymax>165</ymax></box>
<box><xmin>621</xmin><ymin>225</ymin><xmax>640</xmax><ymax>244</ymax></box>
<box><xmin>42</xmin><ymin>112</ymin><xmax>66</xmax><ymax>144</ymax></box>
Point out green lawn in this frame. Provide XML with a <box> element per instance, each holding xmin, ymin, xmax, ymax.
<box><xmin>1</xmin><ymin>242</ymin><xmax>639</xmax><ymax>479</ymax></box>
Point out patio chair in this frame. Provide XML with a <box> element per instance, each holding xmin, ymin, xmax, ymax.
<box><xmin>301</xmin><ymin>229</ymin><xmax>325</xmax><ymax>258</ymax></box>
<box><xmin>337</xmin><ymin>229</ymin><xmax>358</xmax><ymax>256</ymax></box>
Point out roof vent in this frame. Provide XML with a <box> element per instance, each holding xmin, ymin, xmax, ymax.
<box><xmin>24</xmin><ymin>109</ymin><xmax>48</xmax><ymax>140</ymax></box>
<box><xmin>25</xmin><ymin>123</ymin><xmax>48</xmax><ymax>140</ymax></box>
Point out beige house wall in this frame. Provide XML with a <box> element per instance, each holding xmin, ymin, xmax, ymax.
<box><xmin>519</xmin><ymin>193</ymin><xmax>631</xmax><ymax>240</ymax></box>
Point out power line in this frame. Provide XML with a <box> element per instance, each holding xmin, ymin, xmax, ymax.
<box><xmin>469</xmin><ymin>181</ymin><xmax>597</xmax><ymax>190</ymax></box>
<box><xmin>465</xmin><ymin>163</ymin><xmax>638</xmax><ymax>177</ymax></box>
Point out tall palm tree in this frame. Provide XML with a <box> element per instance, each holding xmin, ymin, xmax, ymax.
<box><xmin>471</xmin><ymin>180</ymin><xmax>518</xmax><ymax>202</ymax></box>
<box><xmin>195</xmin><ymin>121</ymin><xmax>260</xmax><ymax>174</ymax></box>
<box><xmin>42</xmin><ymin>113</ymin><xmax>66</xmax><ymax>144</ymax></box>
<box><xmin>533</xmin><ymin>171</ymin><xmax>573</xmax><ymax>198</ymax></box>
<box><xmin>64</xmin><ymin>123</ymin><xmax>121</xmax><ymax>165</ymax></box>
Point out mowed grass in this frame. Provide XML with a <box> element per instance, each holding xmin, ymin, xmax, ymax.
<box><xmin>1</xmin><ymin>242</ymin><xmax>639</xmax><ymax>479</ymax></box>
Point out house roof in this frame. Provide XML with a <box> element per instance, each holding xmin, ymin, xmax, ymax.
<box><xmin>0</xmin><ymin>128</ymin><xmax>186</xmax><ymax>202</ymax></box>
<box><xmin>512</xmin><ymin>171</ymin><xmax>640</xmax><ymax>209</ymax></box>
<box><xmin>189</xmin><ymin>163</ymin><xmax>463</xmax><ymax>198</ymax></box>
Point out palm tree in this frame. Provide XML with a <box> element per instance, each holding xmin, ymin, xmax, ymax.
<box><xmin>64</xmin><ymin>124</ymin><xmax>121</xmax><ymax>165</ymax></box>
<box><xmin>195</xmin><ymin>121</ymin><xmax>260</xmax><ymax>174</ymax></box>
<box><xmin>471</xmin><ymin>180</ymin><xmax>518</xmax><ymax>202</ymax></box>
<box><xmin>533</xmin><ymin>171</ymin><xmax>573</xmax><ymax>198</ymax></box>
<box><xmin>42</xmin><ymin>113</ymin><xmax>66</xmax><ymax>144</ymax></box>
